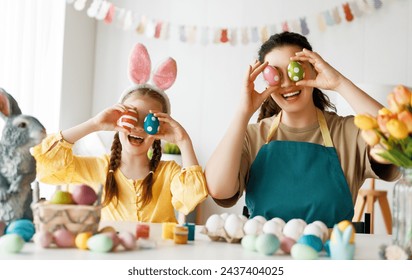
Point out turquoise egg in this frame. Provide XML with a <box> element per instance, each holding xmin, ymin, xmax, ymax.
<box><xmin>5</xmin><ymin>219</ymin><xmax>35</xmax><ymax>242</ymax></box>
<box><xmin>287</xmin><ymin>61</ymin><xmax>304</xmax><ymax>82</ymax></box>
<box><xmin>323</xmin><ymin>240</ymin><xmax>330</xmax><ymax>256</ymax></box>
<box><xmin>290</xmin><ymin>243</ymin><xmax>318</xmax><ymax>260</ymax></box>
<box><xmin>87</xmin><ymin>234</ymin><xmax>114</xmax><ymax>253</ymax></box>
<box><xmin>297</xmin><ymin>234</ymin><xmax>323</xmax><ymax>252</ymax></box>
<box><xmin>241</xmin><ymin>234</ymin><xmax>258</xmax><ymax>251</ymax></box>
<box><xmin>255</xmin><ymin>233</ymin><xmax>279</xmax><ymax>255</ymax></box>
<box><xmin>0</xmin><ymin>234</ymin><xmax>25</xmax><ymax>253</ymax></box>
<box><xmin>144</xmin><ymin>113</ymin><xmax>159</xmax><ymax>135</ymax></box>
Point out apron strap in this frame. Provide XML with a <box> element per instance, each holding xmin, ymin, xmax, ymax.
<box><xmin>266</xmin><ymin>109</ymin><xmax>334</xmax><ymax>147</ymax></box>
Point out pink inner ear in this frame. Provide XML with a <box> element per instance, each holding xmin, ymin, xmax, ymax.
<box><xmin>0</xmin><ymin>92</ymin><xmax>10</xmax><ymax>117</ymax></box>
<box><xmin>152</xmin><ymin>58</ymin><xmax>177</xmax><ymax>90</ymax></box>
<box><xmin>129</xmin><ymin>43</ymin><xmax>151</xmax><ymax>84</ymax></box>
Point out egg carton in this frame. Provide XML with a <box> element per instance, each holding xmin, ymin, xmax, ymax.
<box><xmin>200</xmin><ymin>226</ymin><xmax>243</xmax><ymax>243</ymax></box>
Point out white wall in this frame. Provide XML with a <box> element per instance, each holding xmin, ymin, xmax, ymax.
<box><xmin>62</xmin><ymin>0</ymin><xmax>411</xmax><ymax>230</ymax></box>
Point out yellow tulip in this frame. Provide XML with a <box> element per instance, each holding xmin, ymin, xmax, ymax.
<box><xmin>354</xmin><ymin>114</ymin><xmax>378</xmax><ymax>130</ymax></box>
<box><xmin>393</xmin><ymin>85</ymin><xmax>412</xmax><ymax>107</ymax></box>
<box><xmin>361</xmin><ymin>129</ymin><xmax>380</xmax><ymax>146</ymax></box>
<box><xmin>386</xmin><ymin>119</ymin><xmax>409</xmax><ymax>139</ymax></box>
<box><xmin>397</xmin><ymin>110</ymin><xmax>412</xmax><ymax>132</ymax></box>
<box><xmin>378</xmin><ymin>107</ymin><xmax>392</xmax><ymax>116</ymax></box>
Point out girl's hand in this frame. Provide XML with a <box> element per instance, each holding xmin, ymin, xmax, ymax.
<box><xmin>92</xmin><ymin>103</ymin><xmax>129</xmax><ymax>133</ymax></box>
<box><xmin>293</xmin><ymin>48</ymin><xmax>346</xmax><ymax>91</ymax></box>
<box><xmin>241</xmin><ymin>60</ymin><xmax>278</xmax><ymax>117</ymax></box>
<box><xmin>152</xmin><ymin>112</ymin><xmax>189</xmax><ymax>145</ymax></box>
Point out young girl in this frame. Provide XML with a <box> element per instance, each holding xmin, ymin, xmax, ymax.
<box><xmin>205</xmin><ymin>31</ymin><xmax>399</xmax><ymax>228</ymax></box>
<box><xmin>32</xmin><ymin>44</ymin><xmax>208</xmax><ymax>223</ymax></box>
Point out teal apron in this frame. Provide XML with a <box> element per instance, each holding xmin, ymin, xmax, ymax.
<box><xmin>245</xmin><ymin>109</ymin><xmax>353</xmax><ymax>228</ymax></box>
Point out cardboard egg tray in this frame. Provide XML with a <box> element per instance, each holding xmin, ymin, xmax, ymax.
<box><xmin>200</xmin><ymin>226</ymin><xmax>242</xmax><ymax>243</ymax></box>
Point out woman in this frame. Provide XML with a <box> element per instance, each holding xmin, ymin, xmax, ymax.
<box><xmin>205</xmin><ymin>31</ymin><xmax>399</xmax><ymax>227</ymax></box>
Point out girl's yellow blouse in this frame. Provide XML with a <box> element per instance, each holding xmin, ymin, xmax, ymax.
<box><xmin>31</xmin><ymin>133</ymin><xmax>208</xmax><ymax>223</ymax></box>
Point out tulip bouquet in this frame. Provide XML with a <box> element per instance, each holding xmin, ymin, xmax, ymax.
<box><xmin>354</xmin><ymin>85</ymin><xmax>412</xmax><ymax>168</ymax></box>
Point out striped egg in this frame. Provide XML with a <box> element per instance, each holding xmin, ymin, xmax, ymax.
<box><xmin>118</xmin><ymin>109</ymin><xmax>138</xmax><ymax>131</ymax></box>
<box><xmin>144</xmin><ymin>113</ymin><xmax>159</xmax><ymax>135</ymax></box>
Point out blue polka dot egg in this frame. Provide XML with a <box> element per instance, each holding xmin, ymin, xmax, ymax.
<box><xmin>144</xmin><ymin>113</ymin><xmax>159</xmax><ymax>135</ymax></box>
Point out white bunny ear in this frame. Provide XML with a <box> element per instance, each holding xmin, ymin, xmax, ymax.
<box><xmin>152</xmin><ymin>57</ymin><xmax>177</xmax><ymax>90</ymax></box>
<box><xmin>128</xmin><ymin>43</ymin><xmax>151</xmax><ymax>85</ymax></box>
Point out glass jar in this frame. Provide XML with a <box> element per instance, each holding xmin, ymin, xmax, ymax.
<box><xmin>392</xmin><ymin>167</ymin><xmax>412</xmax><ymax>256</ymax></box>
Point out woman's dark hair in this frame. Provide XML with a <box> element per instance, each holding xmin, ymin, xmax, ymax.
<box><xmin>257</xmin><ymin>31</ymin><xmax>336</xmax><ymax>122</ymax></box>
<box><xmin>102</xmin><ymin>87</ymin><xmax>166</xmax><ymax>209</ymax></box>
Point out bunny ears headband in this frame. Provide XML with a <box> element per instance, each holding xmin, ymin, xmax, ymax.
<box><xmin>120</xmin><ymin>43</ymin><xmax>177</xmax><ymax>114</ymax></box>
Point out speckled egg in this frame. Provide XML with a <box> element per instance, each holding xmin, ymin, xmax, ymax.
<box><xmin>263</xmin><ymin>65</ymin><xmax>281</xmax><ymax>86</ymax></box>
<box><xmin>0</xmin><ymin>234</ymin><xmax>25</xmax><ymax>253</ymax></box>
<box><xmin>33</xmin><ymin>231</ymin><xmax>54</xmax><ymax>248</ymax></box>
<box><xmin>279</xmin><ymin>236</ymin><xmax>296</xmax><ymax>254</ymax></box>
<box><xmin>144</xmin><ymin>113</ymin><xmax>159</xmax><ymax>135</ymax></box>
<box><xmin>287</xmin><ymin>61</ymin><xmax>304</xmax><ymax>82</ymax></box>
<box><xmin>0</xmin><ymin>221</ymin><xmax>6</xmax><ymax>236</ymax></box>
<box><xmin>224</xmin><ymin>213</ymin><xmax>245</xmax><ymax>239</ymax></box>
<box><xmin>290</xmin><ymin>243</ymin><xmax>318</xmax><ymax>260</ymax></box>
<box><xmin>75</xmin><ymin>231</ymin><xmax>93</xmax><ymax>250</ymax></box>
<box><xmin>255</xmin><ymin>233</ymin><xmax>280</xmax><ymax>256</ymax></box>
<box><xmin>262</xmin><ymin>220</ymin><xmax>283</xmax><ymax>238</ymax></box>
<box><xmin>283</xmin><ymin>218</ymin><xmax>307</xmax><ymax>241</ymax></box>
<box><xmin>5</xmin><ymin>219</ymin><xmax>35</xmax><ymax>242</ymax></box>
<box><xmin>205</xmin><ymin>214</ymin><xmax>224</xmax><ymax>233</ymax></box>
<box><xmin>243</xmin><ymin>219</ymin><xmax>263</xmax><ymax>235</ymax></box>
<box><xmin>53</xmin><ymin>228</ymin><xmax>76</xmax><ymax>248</ymax></box>
<box><xmin>241</xmin><ymin>234</ymin><xmax>258</xmax><ymax>251</ymax></box>
<box><xmin>119</xmin><ymin>232</ymin><xmax>136</xmax><ymax>250</ymax></box>
<box><xmin>297</xmin><ymin>234</ymin><xmax>323</xmax><ymax>252</ymax></box>
<box><xmin>87</xmin><ymin>234</ymin><xmax>114</xmax><ymax>253</ymax></box>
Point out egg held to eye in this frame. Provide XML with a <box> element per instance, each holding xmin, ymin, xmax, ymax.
<box><xmin>263</xmin><ymin>65</ymin><xmax>281</xmax><ymax>86</ymax></box>
<box><xmin>118</xmin><ymin>109</ymin><xmax>139</xmax><ymax>131</ymax></box>
<box><xmin>287</xmin><ymin>61</ymin><xmax>304</xmax><ymax>82</ymax></box>
<box><xmin>144</xmin><ymin>113</ymin><xmax>160</xmax><ymax>135</ymax></box>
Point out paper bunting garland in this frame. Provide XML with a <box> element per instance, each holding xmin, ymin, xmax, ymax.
<box><xmin>67</xmin><ymin>0</ymin><xmax>394</xmax><ymax>46</ymax></box>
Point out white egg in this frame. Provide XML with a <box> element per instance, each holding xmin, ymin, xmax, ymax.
<box><xmin>283</xmin><ymin>219</ymin><xmax>307</xmax><ymax>241</ymax></box>
<box><xmin>303</xmin><ymin>223</ymin><xmax>323</xmax><ymax>240</ymax></box>
<box><xmin>262</xmin><ymin>220</ymin><xmax>284</xmax><ymax>238</ymax></box>
<box><xmin>205</xmin><ymin>214</ymin><xmax>224</xmax><ymax>233</ymax></box>
<box><xmin>224</xmin><ymin>213</ymin><xmax>245</xmax><ymax>238</ymax></box>
<box><xmin>253</xmin><ymin>215</ymin><xmax>267</xmax><ymax>224</ymax></box>
<box><xmin>220</xmin><ymin>212</ymin><xmax>229</xmax><ymax>221</ymax></box>
<box><xmin>312</xmin><ymin>220</ymin><xmax>329</xmax><ymax>242</ymax></box>
<box><xmin>243</xmin><ymin>219</ymin><xmax>263</xmax><ymax>235</ymax></box>
<box><xmin>271</xmin><ymin>217</ymin><xmax>286</xmax><ymax>229</ymax></box>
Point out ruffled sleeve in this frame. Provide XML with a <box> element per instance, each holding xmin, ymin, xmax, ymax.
<box><xmin>170</xmin><ymin>165</ymin><xmax>208</xmax><ymax>215</ymax></box>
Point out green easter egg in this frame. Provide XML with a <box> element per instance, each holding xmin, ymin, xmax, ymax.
<box><xmin>287</xmin><ymin>61</ymin><xmax>304</xmax><ymax>82</ymax></box>
<box><xmin>0</xmin><ymin>234</ymin><xmax>25</xmax><ymax>253</ymax></box>
<box><xmin>290</xmin><ymin>243</ymin><xmax>318</xmax><ymax>260</ymax></box>
<box><xmin>87</xmin><ymin>234</ymin><xmax>113</xmax><ymax>253</ymax></box>
<box><xmin>255</xmin><ymin>233</ymin><xmax>279</xmax><ymax>255</ymax></box>
<box><xmin>241</xmin><ymin>234</ymin><xmax>258</xmax><ymax>251</ymax></box>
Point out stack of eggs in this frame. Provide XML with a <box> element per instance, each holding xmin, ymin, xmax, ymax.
<box><xmin>202</xmin><ymin>213</ymin><xmax>247</xmax><ymax>242</ymax></box>
<box><xmin>240</xmin><ymin>216</ymin><xmax>330</xmax><ymax>259</ymax></box>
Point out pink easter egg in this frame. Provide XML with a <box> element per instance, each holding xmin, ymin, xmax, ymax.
<box><xmin>34</xmin><ymin>231</ymin><xmax>54</xmax><ymax>248</ymax></box>
<box><xmin>263</xmin><ymin>65</ymin><xmax>281</xmax><ymax>86</ymax></box>
<box><xmin>280</xmin><ymin>236</ymin><xmax>296</xmax><ymax>254</ymax></box>
<box><xmin>119</xmin><ymin>232</ymin><xmax>137</xmax><ymax>250</ymax></box>
<box><xmin>53</xmin><ymin>228</ymin><xmax>76</xmax><ymax>248</ymax></box>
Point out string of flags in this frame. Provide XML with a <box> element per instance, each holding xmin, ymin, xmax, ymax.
<box><xmin>67</xmin><ymin>0</ymin><xmax>389</xmax><ymax>46</ymax></box>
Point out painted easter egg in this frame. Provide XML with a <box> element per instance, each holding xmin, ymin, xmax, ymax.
<box><xmin>290</xmin><ymin>243</ymin><xmax>318</xmax><ymax>260</ymax></box>
<box><xmin>263</xmin><ymin>65</ymin><xmax>281</xmax><ymax>86</ymax></box>
<box><xmin>279</xmin><ymin>236</ymin><xmax>296</xmax><ymax>254</ymax></box>
<box><xmin>87</xmin><ymin>233</ymin><xmax>114</xmax><ymax>253</ymax></box>
<box><xmin>53</xmin><ymin>228</ymin><xmax>76</xmax><ymax>248</ymax></box>
<box><xmin>241</xmin><ymin>234</ymin><xmax>258</xmax><ymax>251</ymax></box>
<box><xmin>287</xmin><ymin>61</ymin><xmax>304</xmax><ymax>82</ymax></box>
<box><xmin>144</xmin><ymin>113</ymin><xmax>159</xmax><ymax>135</ymax></box>
<box><xmin>118</xmin><ymin>232</ymin><xmax>136</xmax><ymax>250</ymax></box>
<box><xmin>75</xmin><ymin>231</ymin><xmax>93</xmax><ymax>250</ymax></box>
<box><xmin>0</xmin><ymin>234</ymin><xmax>25</xmax><ymax>253</ymax></box>
<box><xmin>5</xmin><ymin>219</ymin><xmax>35</xmax><ymax>242</ymax></box>
<box><xmin>33</xmin><ymin>231</ymin><xmax>54</xmax><ymax>248</ymax></box>
<box><xmin>297</xmin><ymin>234</ymin><xmax>323</xmax><ymax>252</ymax></box>
<box><xmin>118</xmin><ymin>109</ymin><xmax>138</xmax><ymax>131</ymax></box>
<box><xmin>255</xmin><ymin>233</ymin><xmax>280</xmax><ymax>255</ymax></box>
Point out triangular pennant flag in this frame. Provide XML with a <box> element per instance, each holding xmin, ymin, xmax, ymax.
<box><xmin>154</xmin><ymin>21</ymin><xmax>163</xmax><ymax>39</ymax></box>
<box><xmin>187</xmin><ymin>26</ymin><xmax>197</xmax><ymax>44</ymax></box>
<box><xmin>281</xmin><ymin>21</ymin><xmax>289</xmax><ymax>32</ymax></box>
<box><xmin>229</xmin><ymin>28</ymin><xmax>238</xmax><ymax>46</ymax></box>
<box><xmin>220</xmin><ymin>29</ymin><xmax>229</xmax><ymax>43</ymax></box>
<box><xmin>241</xmin><ymin>27</ymin><xmax>249</xmax><ymax>45</ymax></box>
<box><xmin>179</xmin><ymin>25</ymin><xmax>187</xmax><ymax>42</ymax></box>
<box><xmin>343</xmin><ymin>3</ymin><xmax>354</xmax><ymax>22</ymax></box>
<box><xmin>159</xmin><ymin>22</ymin><xmax>170</xmax><ymax>40</ymax></box>
<box><xmin>332</xmin><ymin>7</ymin><xmax>342</xmax><ymax>24</ymax></box>
<box><xmin>317</xmin><ymin>13</ymin><xmax>327</xmax><ymax>32</ymax></box>
<box><xmin>123</xmin><ymin>10</ymin><xmax>133</xmax><ymax>30</ymax></box>
<box><xmin>373</xmin><ymin>0</ymin><xmax>383</xmax><ymax>10</ymax></box>
<box><xmin>323</xmin><ymin>10</ymin><xmax>335</xmax><ymax>26</ymax></box>
<box><xmin>136</xmin><ymin>15</ymin><xmax>147</xmax><ymax>34</ymax></box>
<box><xmin>259</xmin><ymin>26</ymin><xmax>269</xmax><ymax>43</ymax></box>
<box><xmin>251</xmin><ymin>27</ymin><xmax>259</xmax><ymax>43</ymax></box>
<box><xmin>96</xmin><ymin>0</ymin><xmax>110</xmax><ymax>21</ymax></box>
<box><xmin>104</xmin><ymin>3</ymin><xmax>115</xmax><ymax>24</ymax></box>
<box><xmin>290</xmin><ymin>19</ymin><xmax>301</xmax><ymax>34</ymax></box>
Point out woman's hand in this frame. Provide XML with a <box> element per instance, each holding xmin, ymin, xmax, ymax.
<box><xmin>293</xmin><ymin>48</ymin><xmax>346</xmax><ymax>91</ymax></box>
<box><xmin>153</xmin><ymin>112</ymin><xmax>189</xmax><ymax>145</ymax></box>
<box><xmin>240</xmin><ymin>60</ymin><xmax>278</xmax><ymax>117</ymax></box>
